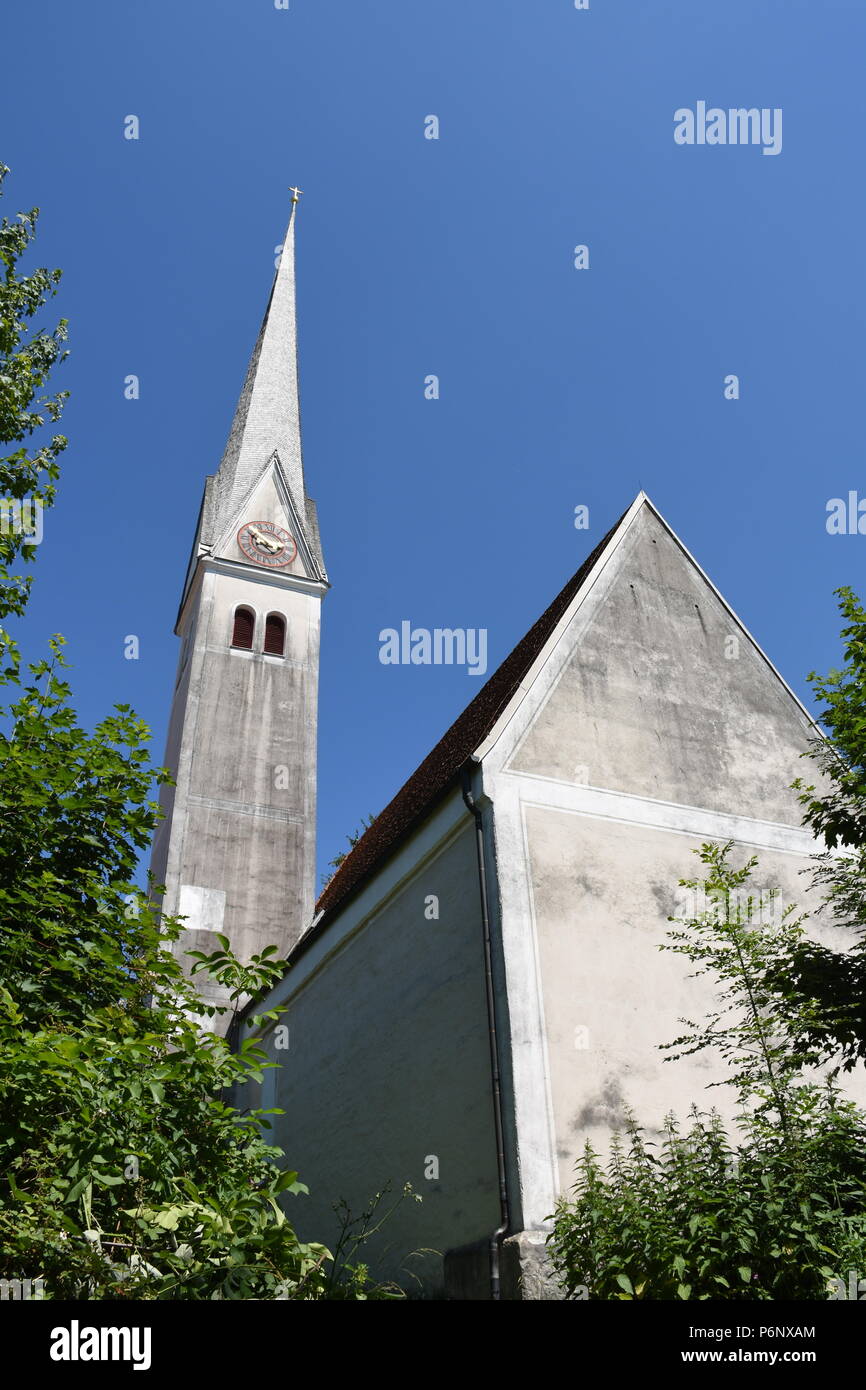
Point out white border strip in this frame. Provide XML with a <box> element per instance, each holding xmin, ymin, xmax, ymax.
<box><xmin>509</xmin><ymin>771</ymin><xmax>819</xmax><ymax>857</ymax></box>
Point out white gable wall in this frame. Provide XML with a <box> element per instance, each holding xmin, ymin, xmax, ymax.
<box><xmin>478</xmin><ymin>497</ymin><xmax>864</xmax><ymax>1234</ymax></box>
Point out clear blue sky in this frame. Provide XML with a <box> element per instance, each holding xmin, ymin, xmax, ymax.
<box><xmin>3</xmin><ymin>0</ymin><xmax>864</xmax><ymax>888</ymax></box>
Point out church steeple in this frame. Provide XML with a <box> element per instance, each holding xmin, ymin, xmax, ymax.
<box><xmin>150</xmin><ymin>197</ymin><xmax>327</xmax><ymax>1031</ymax></box>
<box><xmin>206</xmin><ymin>199</ymin><xmax>306</xmax><ymax>545</ymax></box>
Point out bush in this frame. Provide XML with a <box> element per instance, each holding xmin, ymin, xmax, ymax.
<box><xmin>548</xmin><ymin>843</ymin><xmax>866</xmax><ymax>1300</ymax></box>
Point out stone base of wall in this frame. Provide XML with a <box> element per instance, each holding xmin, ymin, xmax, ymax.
<box><xmin>443</xmin><ymin>1229</ymin><xmax>562</xmax><ymax>1300</ymax></box>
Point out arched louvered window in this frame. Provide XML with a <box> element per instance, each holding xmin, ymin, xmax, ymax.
<box><xmin>264</xmin><ymin>612</ymin><xmax>286</xmax><ymax>657</ymax></box>
<box><xmin>231</xmin><ymin>606</ymin><xmax>255</xmax><ymax>650</ymax></box>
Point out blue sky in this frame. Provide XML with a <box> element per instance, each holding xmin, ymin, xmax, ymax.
<box><xmin>2</xmin><ymin>0</ymin><xmax>864</xmax><ymax>887</ymax></box>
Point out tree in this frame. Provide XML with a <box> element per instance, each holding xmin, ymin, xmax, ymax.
<box><xmin>0</xmin><ymin>162</ymin><xmax>67</xmax><ymax>633</ymax></box>
<box><xmin>320</xmin><ymin>811</ymin><xmax>378</xmax><ymax>890</ymax></box>
<box><xmin>0</xmin><ymin>166</ymin><xmax>383</xmax><ymax>1299</ymax></box>
<box><xmin>763</xmin><ymin>586</ymin><xmax>866</xmax><ymax>1070</ymax></box>
<box><xmin>547</xmin><ymin>844</ymin><xmax>866</xmax><ymax>1300</ymax></box>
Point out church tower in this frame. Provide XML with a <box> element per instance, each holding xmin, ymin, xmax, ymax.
<box><xmin>150</xmin><ymin>197</ymin><xmax>327</xmax><ymax>1024</ymax></box>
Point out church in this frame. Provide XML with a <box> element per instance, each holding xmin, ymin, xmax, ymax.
<box><xmin>149</xmin><ymin>202</ymin><xmax>841</xmax><ymax>1299</ymax></box>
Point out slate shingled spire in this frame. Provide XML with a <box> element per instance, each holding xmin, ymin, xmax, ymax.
<box><xmin>205</xmin><ymin>205</ymin><xmax>306</xmax><ymax>543</ymax></box>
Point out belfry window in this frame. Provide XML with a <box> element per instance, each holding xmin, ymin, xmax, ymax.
<box><xmin>231</xmin><ymin>606</ymin><xmax>255</xmax><ymax>650</ymax></box>
<box><xmin>264</xmin><ymin>612</ymin><xmax>286</xmax><ymax>657</ymax></box>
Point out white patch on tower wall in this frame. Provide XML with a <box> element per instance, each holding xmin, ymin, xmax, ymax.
<box><xmin>178</xmin><ymin>884</ymin><xmax>227</xmax><ymax>934</ymax></box>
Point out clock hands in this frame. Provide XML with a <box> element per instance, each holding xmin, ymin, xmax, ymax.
<box><xmin>248</xmin><ymin>525</ymin><xmax>283</xmax><ymax>554</ymax></box>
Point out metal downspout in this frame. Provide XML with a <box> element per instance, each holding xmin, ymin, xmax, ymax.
<box><xmin>461</xmin><ymin>765</ymin><xmax>510</xmax><ymax>1301</ymax></box>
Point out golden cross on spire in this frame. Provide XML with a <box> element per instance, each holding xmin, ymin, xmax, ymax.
<box><xmin>289</xmin><ymin>185</ymin><xmax>304</xmax><ymax>205</ymax></box>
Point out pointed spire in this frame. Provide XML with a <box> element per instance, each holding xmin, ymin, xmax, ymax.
<box><xmin>206</xmin><ymin>199</ymin><xmax>306</xmax><ymax>542</ymax></box>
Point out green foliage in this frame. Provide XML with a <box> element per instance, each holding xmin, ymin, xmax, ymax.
<box><xmin>0</xmin><ymin>630</ymin><xmax>346</xmax><ymax>1298</ymax></box>
<box><xmin>0</xmin><ymin>163</ymin><xmax>68</xmax><ymax>631</ymax></box>
<box><xmin>548</xmin><ymin>844</ymin><xmax>866</xmax><ymax>1300</ymax></box>
<box><xmin>550</xmin><ymin>1103</ymin><xmax>866</xmax><ymax>1302</ymax></box>
<box><xmin>763</xmin><ymin>586</ymin><xmax>866</xmax><ymax>1070</ymax></box>
<box><xmin>794</xmin><ymin>587</ymin><xmax>866</xmax><ymax>852</ymax></box>
<box><xmin>319</xmin><ymin>1185</ymin><xmax>422</xmax><ymax>1300</ymax></box>
<box><xmin>660</xmin><ymin>845</ymin><xmax>823</xmax><ymax>1131</ymax></box>
<box><xmin>321</xmin><ymin>811</ymin><xmax>378</xmax><ymax>889</ymax></box>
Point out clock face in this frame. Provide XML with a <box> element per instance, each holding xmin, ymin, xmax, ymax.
<box><xmin>237</xmin><ymin>520</ymin><xmax>297</xmax><ymax>568</ymax></box>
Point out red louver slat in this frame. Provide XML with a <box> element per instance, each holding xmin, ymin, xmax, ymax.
<box><xmin>232</xmin><ymin>607</ymin><xmax>254</xmax><ymax>649</ymax></box>
<box><xmin>264</xmin><ymin>614</ymin><xmax>286</xmax><ymax>656</ymax></box>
